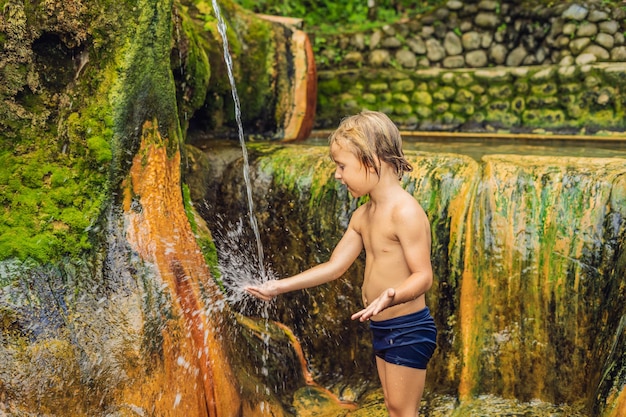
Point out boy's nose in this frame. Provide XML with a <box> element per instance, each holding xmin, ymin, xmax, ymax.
<box><xmin>334</xmin><ymin>169</ymin><xmax>341</xmax><ymax>180</ymax></box>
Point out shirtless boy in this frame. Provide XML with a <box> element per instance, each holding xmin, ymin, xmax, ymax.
<box><xmin>245</xmin><ymin>110</ymin><xmax>437</xmax><ymax>417</ymax></box>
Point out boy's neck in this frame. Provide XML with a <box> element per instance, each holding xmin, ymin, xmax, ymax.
<box><xmin>368</xmin><ymin>171</ymin><xmax>403</xmax><ymax>203</ymax></box>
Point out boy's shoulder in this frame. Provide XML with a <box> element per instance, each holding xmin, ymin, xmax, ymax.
<box><xmin>393</xmin><ymin>190</ymin><xmax>427</xmax><ymax>219</ymax></box>
<box><xmin>393</xmin><ymin>187</ymin><xmax>421</xmax><ymax>206</ymax></box>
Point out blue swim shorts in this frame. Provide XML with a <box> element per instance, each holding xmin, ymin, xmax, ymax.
<box><xmin>369</xmin><ymin>307</ymin><xmax>437</xmax><ymax>370</ymax></box>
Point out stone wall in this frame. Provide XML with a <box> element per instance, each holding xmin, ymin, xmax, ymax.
<box><xmin>314</xmin><ymin>1</ymin><xmax>626</xmax><ymax>134</ymax></box>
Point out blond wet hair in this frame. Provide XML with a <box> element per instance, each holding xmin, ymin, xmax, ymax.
<box><xmin>329</xmin><ymin>110</ymin><xmax>413</xmax><ymax>180</ymax></box>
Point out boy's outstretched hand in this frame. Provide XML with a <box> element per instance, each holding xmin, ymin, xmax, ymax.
<box><xmin>245</xmin><ymin>280</ymin><xmax>280</xmax><ymax>301</ymax></box>
<box><xmin>351</xmin><ymin>288</ymin><xmax>395</xmax><ymax>322</ymax></box>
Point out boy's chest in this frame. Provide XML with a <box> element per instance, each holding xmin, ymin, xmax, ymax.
<box><xmin>359</xmin><ymin>210</ymin><xmax>400</xmax><ymax>254</ymax></box>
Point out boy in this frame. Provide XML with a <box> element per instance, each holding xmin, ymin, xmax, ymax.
<box><xmin>245</xmin><ymin>110</ymin><xmax>437</xmax><ymax>417</ymax></box>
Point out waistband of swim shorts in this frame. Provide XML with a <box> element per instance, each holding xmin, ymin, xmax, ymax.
<box><xmin>369</xmin><ymin>307</ymin><xmax>433</xmax><ymax>330</ymax></box>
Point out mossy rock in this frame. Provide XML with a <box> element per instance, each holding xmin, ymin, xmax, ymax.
<box><xmin>522</xmin><ymin>109</ymin><xmax>567</xmax><ymax>127</ymax></box>
<box><xmin>487</xmin><ymin>84</ymin><xmax>514</xmax><ymax>99</ymax></box>
<box><xmin>485</xmin><ymin>110</ymin><xmax>520</xmax><ymax>127</ymax></box>
<box><xmin>292</xmin><ymin>386</ymin><xmax>352</xmax><ymax>417</ymax></box>
<box><xmin>412</xmin><ymin>91</ymin><xmax>433</xmax><ymax>106</ymax></box>
<box><xmin>433</xmin><ymin>86</ymin><xmax>456</xmax><ymax>101</ymax></box>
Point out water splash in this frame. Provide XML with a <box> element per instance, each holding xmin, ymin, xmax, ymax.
<box><xmin>211</xmin><ymin>0</ymin><xmax>266</xmax><ymax>280</ymax></box>
<box><xmin>205</xmin><ymin>211</ymin><xmax>275</xmax><ymax>314</ymax></box>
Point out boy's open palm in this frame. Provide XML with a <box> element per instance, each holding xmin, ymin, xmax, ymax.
<box><xmin>351</xmin><ymin>288</ymin><xmax>396</xmax><ymax>321</ymax></box>
<box><xmin>245</xmin><ymin>280</ymin><xmax>280</xmax><ymax>301</ymax></box>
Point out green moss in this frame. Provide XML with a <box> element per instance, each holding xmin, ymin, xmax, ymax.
<box><xmin>107</xmin><ymin>0</ymin><xmax>179</xmax><ymax>164</ymax></box>
<box><xmin>522</xmin><ymin>109</ymin><xmax>566</xmax><ymax>127</ymax></box>
<box><xmin>173</xmin><ymin>5</ymin><xmax>212</xmax><ymax>132</ymax></box>
<box><xmin>0</xmin><ymin>97</ymin><xmax>112</xmax><ymax>263</ymax></box>
<box><xmin>319</xmin><ymin>77</ymin><xmax>343</xmax><ymax>95</ymax></box>
<box><xmin>235</xmin><ymin>14</ymin><xmax>274</xmax><ymax>123</ymax></box>
<box><xmin>86</xmin><ymin>136</ymin><xmax>113</xmax><ymax>164</ymax></box>
<box><xmin>433</xmin><ymin>86</ymin><xmax>456</xmax><ymax>101</ymax></box>
<box><xmin>0</xmin><ymin>0</ymin><xmax>147</xmax><ymax>263</ymax></box>
<box><xmin>485</xmin><ymin>110</ymin><xmax>520</xmax><ymax>127</ymax></box>
<box><xmin>182</xmin><ymin>183</ymin><xmax>221</xmax><ymax>281</ymax></box>
<box><xmin>182</xmin><ymin>0</ymin><xmax>276</xmax><ymax>130</ymax></box>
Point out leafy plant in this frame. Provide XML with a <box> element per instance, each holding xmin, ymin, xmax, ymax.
<box><xmin>232</xmin><ymin>0</ymin><xmax>446</xmax><ymax>35</ymax></box>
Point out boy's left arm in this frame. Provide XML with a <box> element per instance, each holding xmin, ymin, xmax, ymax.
<box><xmin>352</xmin><ymin>203</ymin><xmax>433</xmax><ymax>321</ymax></box>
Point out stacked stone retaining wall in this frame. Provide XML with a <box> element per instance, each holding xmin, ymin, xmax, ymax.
<box><xmin>317</xmin><ymin>62</ymin><xmax>626</xmax><ymax>133</ymax></box>
<box><xmin>314</xmin><ymin>1</ymin><xmax>626</xmax><ymax>134</ymax></box>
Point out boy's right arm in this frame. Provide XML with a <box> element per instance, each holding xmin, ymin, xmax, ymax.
<box><xmin>245</xmin><ymin>224</ymin><xmax>363</xmax><ymax>301</ymax></box>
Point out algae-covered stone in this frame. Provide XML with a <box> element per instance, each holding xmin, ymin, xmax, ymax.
<box><xmin>348</xmin><ymin>82</ymin><xmax>365</xmax><ymax>95</ymax></box>
<box><xmin>293</xmin><ymin>386</ymin><xmax>352</xmax><ymax>416</ymax></box>
<box><xmin>522</xmin><ymin>109</ymin><xmax>566</xmax><ymax>126</ymax></box>
<box><xmin>433</xmin><ymin>86</ymin><xmax>456</xmax><ymax>101</ymax></box>
<box><xmin>514</xmin><ymin>79</ymin><xmax>530</xmax><ymax>94</ymax></box>
<box><xmin>395</xmin><ymin>114</ymin><xmax>419</xmax><ymax>128</ymax></box>
<box><xmin>341</xmin><ymin>96</ymin><xmax>360</xmax><ymax>113</ymax></box>
<box><xmin>455</xmin><ymin>89</ymin><xmax>475</xmax><ymax>104</ymax></box>
<box><xmin>530</xmin><ymin>83</ymin><xmax>558</xmax><ymax>96</ymax></box>
<box><xmin>416</xmin><ymin>81</ymin><xmax>430</xmax><ymax>92</ymax></box>
<box><xmin>369</xmin><ymin>82</ymin><xmax>390</xmax><ymax>92</ymax></box>
<box><xmin>454</xmin><ymin>72</ymin><xmax>475</xmax><ymax>88</ymax></box>
<box><xmin>415</xmin><ymin>105</ymin><xmax>433</xmax><ymax>118</ymax></box>
<box><xmin>441</xmin><ymin>72</ymin><xmax>457</xmax><ymax>85</ymax></box>
<box><xmin>485</xmin><ymin>110</ymin><xmax>519</xmax><ymax>126</ymax></box>
<box><xmin>319</xmin><ymin>77</ymin><xmax>343</xmax><ymax>95</ymax></box>
<box><xmin>487</xmin><ymin>84</ymin><xmax>514</xmax><ymax>99</ymax></box>
<box><xmin>526</xmin><ymin>96</ymin><xmax>560</xmax><ymax>108</ymax></box>
<box><xmin>469</xmin><ymin>111</ymin><xmax>486</xmax><ymax>124</ymax></box>
<box><xmin>589</xmin><ymin>109</ymin><xmax>619</xmax><ymax>126</ymax></box>
<box><xmin>489</xmin><ymin>100</ymin><xmax>511</xmax><ymax>111</ymax></box>
<box><xmin>560</xmin><ymin>83</ymin><xmax>583</xmax><ymax>94</ymax></box>
<box><xmin>511</xmin><ymin>97</ymin><xmax>526</xmax><ymax>114</ymax></box>
<box><xmin>392</xmin><ymin>92</ymin><xmax>410</xmax><ymax>103</ymax></box>
<box><xmin>394</xmin><ymin>102</ymin><xmax>413</xmax><ymax>115</ymax></box>
<box><xmin>435</xmin><ymin>102</ymin><xmax>451</xmax><ymax>113</ymax></box>
<box><xmin>362</xmin><ymin>93</ymin><xmax>377</xmax><ymax>104</ymax></box>
<box><xmin>469</xmin><ymin>84</ymin><xmax>486</xmax><ymax>95</ymax></box>
<box><xmin>391</xmin><ymin>78</ymin><xmax>416</xmax><ymax>92</ymax></box>
<box><xmin>451</xmin><ymin>102</ymin><xmax>475</xmax><ymax>116</ymax></box>
<box><xmin>566</xmin><ymin>102</ymin><xmax>585</xmax><ymax>119</ymax></box>
<box><xmin>412</xmin><ymin>91</ymin><xmax>433</xmax><ymax>106</ymax></box>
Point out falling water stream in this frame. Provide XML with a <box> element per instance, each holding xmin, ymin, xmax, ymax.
<box><xmin>211</xmin><ymin>0</ymin><xmax>266</xmax><ymax>280</ymax></box>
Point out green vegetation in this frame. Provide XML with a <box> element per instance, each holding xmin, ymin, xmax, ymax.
<box><xmin>233</xmin><ymin>0</ymin><xmax>626</xmax><ymax>36</ymax></box>
<box><xmin>0</xmin><ymin>80</ymin><xmax>116</xmax><ymax>262</ymax></box>
<box><xmin>0</xmin><ymin>138</ymin><xmax>109</xmax><ymax>262</ymax></box>
<box><xmin>182</xmin><ymin>183</ymin><xmax>221</xmax><ymax>281</ymax></box>
<box><xmin>232</xmin><ymin>0</ymin><xmax>443</xmax><ymax>35</ymax></box>
<box><xmin>0</xmin><ymin>0</ymin><xmax>140</xmax><ymax>264</ymax></box>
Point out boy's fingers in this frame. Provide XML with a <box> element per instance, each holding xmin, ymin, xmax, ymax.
<box><xmin>351</xmin><ymin>308</ymin><xmax>366</xmax><ymax>320</ymax></box>
<box><xmin>245</xmin><ymin>287</ymin><xmax>274</xmax><ymax>302</ymax></box>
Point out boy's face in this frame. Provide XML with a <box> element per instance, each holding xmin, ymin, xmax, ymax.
<box><xmin>330</xmin><ymin>141</ymin><xmax>376</xmax><ymax>198</ymax></box>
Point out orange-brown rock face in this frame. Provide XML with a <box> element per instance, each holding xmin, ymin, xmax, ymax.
<box><xmin>122</xmin><ymin>119</ymin><xmax>241</xmax><ymax>416</ymax></box>
<box><xmin>254</xmin><ymin>15</ymin><xmax>317</xmax><ymax>142</ymax></box>
<box><xmin>283</xmin><ymin>29</ymin><xmax>317</xmax><ymax>142</ymax></box>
